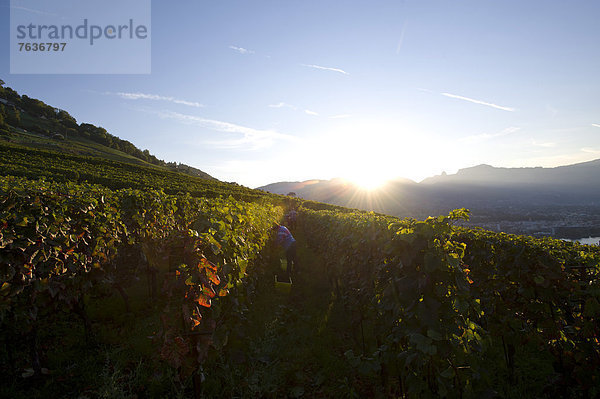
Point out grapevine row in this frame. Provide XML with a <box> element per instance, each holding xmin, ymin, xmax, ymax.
<box><xmin>298</xmin><ymin>207</ymin><xmax>600</xmax><ymax>397</ymax></box>
<box><xmin>0</xmin><ymin>175</ymin><xmax>282</xmax><ymax>386</ymax></box>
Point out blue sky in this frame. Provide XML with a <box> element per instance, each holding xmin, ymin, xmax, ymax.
<box><xmin>2</xmin><ymin>0</ymin><xmax>600</xmax><ymax>188</ymax></box>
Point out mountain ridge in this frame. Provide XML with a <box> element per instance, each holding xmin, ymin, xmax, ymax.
<box><xmin>257</xmin><ymin>158</ymin><xmax>600</xmax><ymax>220</ymax></box>
<box><xmin>423</xmin><ymin>159</ymin><xmax>600</xmax><ymax>186</ymax></box>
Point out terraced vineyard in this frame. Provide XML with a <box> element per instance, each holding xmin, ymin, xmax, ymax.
<box><xmin>1</xmin><ymin>142</ymin><xmax>599</xmax><ymax>398</ymax></box>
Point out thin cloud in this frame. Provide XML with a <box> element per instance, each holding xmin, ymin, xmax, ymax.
<box><xmin>396</xmin><ymin>22</ymin><xmax>408</xmax><ymax>54</ymax></box>
<box><xmin>229</xmin><ymin>45</ymin><xmax>254</xmax><ymax>55</ymax></box>
<box><xmin>156</xmin><ymin>110</ymin><xmax>295</xmax><ymax>150</ymax></box>
<box><xmin>461</xmin><ymin>126</ymin><xmax>520</xmax><ymax>143</ymax></box>
<box><xmin>532</xmin><ymin>139</ymin><xmax>557</xmax><ymax>148</ymax></box>
<box><xmin>268</xmin><ymin>102</ymin><xmax>297</xmax><ymax>110</ymax></box>
<box><xmin>592</xmin><ymin>123</ymin><xmax>600</xmax><ymax>128</ymax></box>
<box><xmin>269</xmin><ymin>102</ymin><xmax>323</xmax><ymax>117</ymax></box>
<box><xmin>582</xmin><ymin>147</ymin><xmax>600</xmax><ymax>154</ymax></box>
<box><xmin>112</xmin><ymin>92</ymin><xmax>203</xmax><ymax>108</ymax></box>
<box><xmin>10</xmin><ymin>5</ymin><xmax>58</xmax><ymax>16</ymax></box>
<box><xmin>302</xmin><ymin>64</ymin><xmax>349</xmax><ymax>75</ymax></box>
<box><xmin>442</xmin><ymin>92</ymin><xmax>516</xmax><ymax>112</ymax></box>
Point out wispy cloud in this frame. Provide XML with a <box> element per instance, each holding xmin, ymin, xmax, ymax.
<box><xmin>111</xmin><ymin>92</ymin><xmax>204</xmax><ymax>108</ymax></box>
<box><xmin>156</xmin><ymin>110</ymin><xmax>295</xmax><ymax>150</ymax></box>
<box><xmin>592</xmin><ymin>123</ymin><xmax>600</xmax><ymax>128</ymax></box>
<box><xmin>229</xmin><ymin>45</ymin><xmax>254</xmax><ymax>55</ymax></box>
<box><xmin>396</xmin><ymin>22</ymin><xmax>408</xmax><ymax>54</ymax></box>
<box><xmin>461</xmin><ymin>126</ymin><xmax>520</xmax><ymax>143</ymax></box>
<box><xmin>582</xmin><ymin>147</ymin><xmax>600</xmax><ymax>154</ymax></box>
<box><xmin>268</xmin><ymin>102</ymin><xmax>297</xmax><ymax>110</ymax></box>
<box><xmin>532</xmin><ymin>139</ymin><xmax>557</xmax><ymax>148</ymax></box>
<box><xmin>268</xmin><ymin>102</ymin><xmax>325</xmax><ymax>117</ymax></box>
<box><xmin>302</xmin><ymin>64</ymin><xmax>349</xmax><ymax>75</ymax></box>
<box><xmin>441</xmin><ymin>92</ymin><xmax>515</xmax><ymax>112</ymax></box>
<box><xmin>9</xmin><ymin>5</ymin><xmax>58</xmax><ymax>16</ymax></box>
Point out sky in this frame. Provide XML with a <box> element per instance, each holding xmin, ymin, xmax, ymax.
<box><xmin>1</xmin><ymin>0</ymin><xmax>600</xmax><ymax>188</ymax></box>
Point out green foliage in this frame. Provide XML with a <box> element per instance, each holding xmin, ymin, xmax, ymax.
<box><xmin>456</xmin><ymin>228</ymin><xmax>600</xmax><ymax>396</ymax></box>
<box><xmin>6</xmin><ymin>106</ymin><xmax>21</xmax><ymax>127</ymax></box>
<box><xmin>0</xmin><ymin>142</ymin><xmax>274</xmax><ymax>202</ymax></box>
<box><xmin>0</xmin><ymin>175</ymin><xmax>282</xmax><ymax>390</ymax></box>
<box><xmin>299</xmin><ymin>208</ymin><xmax>484</xmax><ymax>397</ymax></box>
<box><xmin>299</xmin><ymin>207</ymin><xmax>600</xmax><ymax>397</ymax></box>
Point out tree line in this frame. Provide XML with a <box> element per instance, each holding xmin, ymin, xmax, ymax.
<box><xmin>0</xmin><ymin>80</ymin><xmax>210</xmax><ymax>178</ymax></box>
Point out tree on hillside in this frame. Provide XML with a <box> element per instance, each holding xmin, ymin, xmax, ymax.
<box><xmin>56</xmin><ymin>110</ymin><xmax>77</xmax><ymax>129</ymax></box>
<box><xmin>6</xmin><ymin>106</ymin><xmax>21</xmax><ymax>127</ymax></box>
<box><xmin>0</xmin><ymin>79</ymin><xmax>4</xmax><ymax>87</ymax></box>
<box><xmin>1</xmin><ymin>86</ymin><xmax>20</xmax><ymax>104</ymax></box>
<box><xmin>21</xmin><ymin>95</ymin><xmax>54</xmax><ymax>118</ymax></box>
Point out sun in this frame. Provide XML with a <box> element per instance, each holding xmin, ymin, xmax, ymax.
<box><xmin>310</xmin><ymin>119</ymin><xmax>447</xmax><ymax>190</ymax></box>
<box><xmin>348</xmin><ymin>172</ymin><xmax>389</xmax><ymax>191</ymax></box>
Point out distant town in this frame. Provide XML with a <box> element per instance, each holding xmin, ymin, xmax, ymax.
<box><xmin>461</xmin><ymin>205</ymin><xmax>600</xmax><ymax>240</ymax></box>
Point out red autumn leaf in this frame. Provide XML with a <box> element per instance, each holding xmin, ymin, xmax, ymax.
<box><xmin>197</xmin><ymin>293</ymin><xmax>211</xmax><ymax>308</ymax></box>
<box><xmin>192</xmin><ymin>316</ymin><xmax>202</xmax><ymax>328</ymax></box>
<box><xmin>205</xmin><ymin>269</ymin><xmax>220</xmax><ymax>285</ymax></box>
<box><xmin>202</xmin><ymin>284</ymin><xmax>216</xmax><ymax>298</ymax></box>
<box><xmin>199</xmin><ymin>258</ymin><xmax>217</xmax><ymax>272</ymax></box>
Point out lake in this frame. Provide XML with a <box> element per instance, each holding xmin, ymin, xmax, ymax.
<box><xmin>569</xmin><ymin>237</ymin><xmax>600</xmax><ymax>246</ymax></box>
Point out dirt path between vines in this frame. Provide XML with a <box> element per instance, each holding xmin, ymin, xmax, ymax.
<box><xmin>200</xmin><ymin>232</ymin><xmax>374</xmax><ymax>398</ymax></box>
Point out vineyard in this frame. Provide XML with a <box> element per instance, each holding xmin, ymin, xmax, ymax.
<box><xmin>1</xmin><ymin>142</ymin><xmax>600</xmax><ymax>397</ymax></box>
<box><xmin>0</xmin><ymin>141</ymin><xmax>268</xmax><ymax>201</ymax></box>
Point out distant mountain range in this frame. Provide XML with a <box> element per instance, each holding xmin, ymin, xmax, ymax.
<box><xmin>258</xmin><ymin>160</ymin><xmax>600</xmax><ymax>218</ymax></box>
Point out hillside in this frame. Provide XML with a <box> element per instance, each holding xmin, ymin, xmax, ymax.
<box><xmin>0</xmin><ymin>81</ymin><xmax>213</xmax><ymax>180</ymax></box>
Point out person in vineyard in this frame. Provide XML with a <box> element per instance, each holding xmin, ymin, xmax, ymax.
<box><xmin>285</xmin><ymin>208</ymin><xmax>297</xmax><ymax>231</ymax></box>
<box><xmin>273</xmin><ymin>223</ymin><xmax>298</xmax><ymax>276</ymax></box>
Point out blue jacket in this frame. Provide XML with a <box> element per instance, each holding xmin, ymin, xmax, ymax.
<box><xmin>276</xmin><ymin>225</ymin><xmax>296</xmax><ymax>250</ymax></box>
